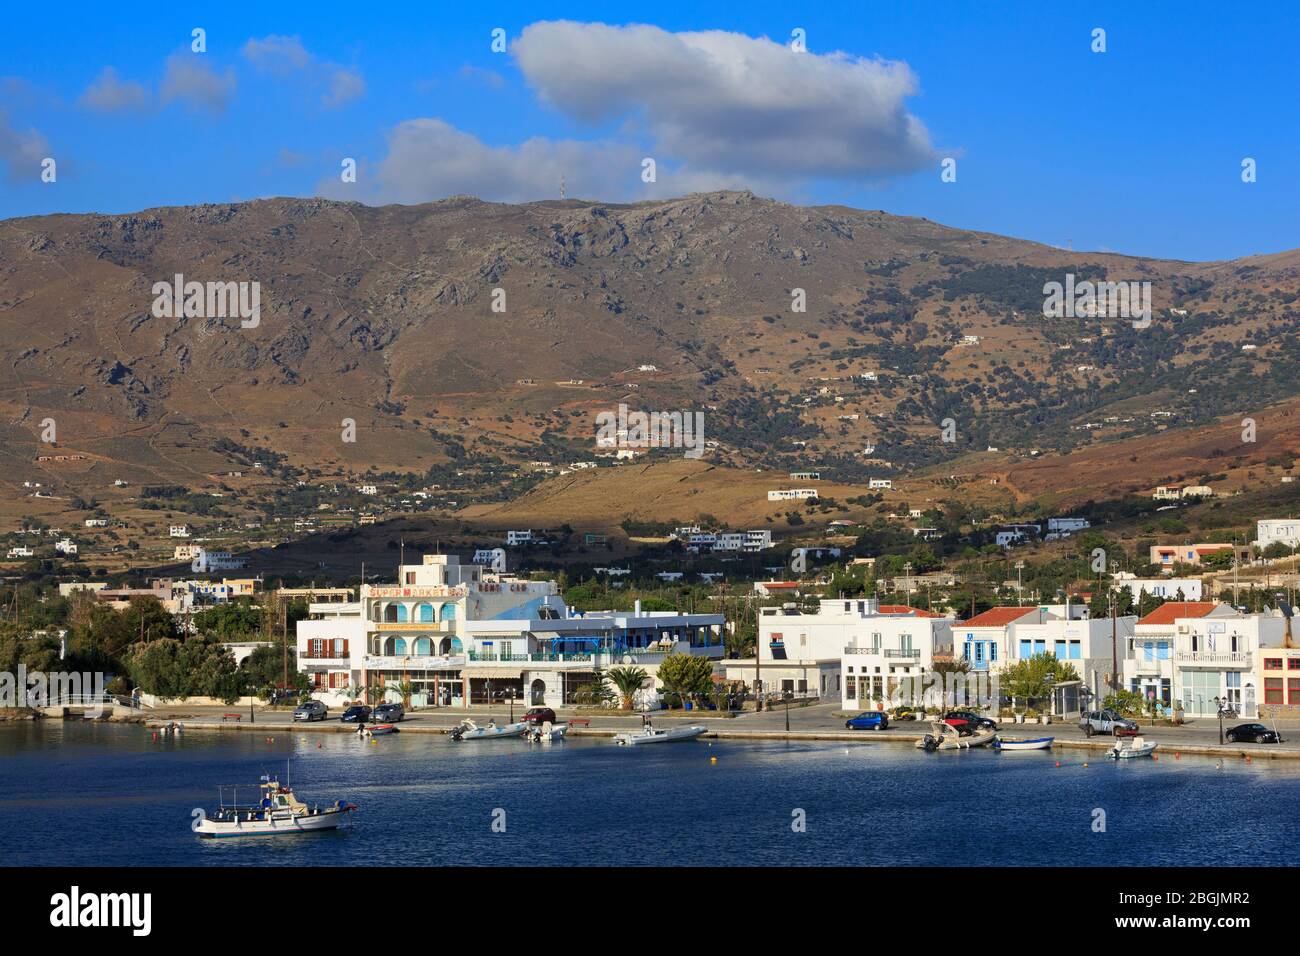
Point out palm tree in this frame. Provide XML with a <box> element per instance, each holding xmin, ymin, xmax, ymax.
<box><xmin>607</xmin><ymin>666</ymin><xmax>649</xmax><ymax>710</ymax></box>
<box><xmin>387</xmin><ymin>680</ymin><xmax>415</xmax><ymax>707</ymax></box>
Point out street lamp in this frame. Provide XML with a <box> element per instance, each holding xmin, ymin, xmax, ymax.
<box><xmin>1213</xmin><ymin>696</ymin><xmax>1235</xmax><ymax>745</ymax></box>
<box><xmin>784</xmin><ymin>689</ymin><xmax>793</xmax><ymax>732</ymax></box>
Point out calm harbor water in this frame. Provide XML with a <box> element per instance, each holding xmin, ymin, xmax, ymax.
<box><xmin>1</xmin><ymin>722</ymin><xmax>1295</xmax><ymax>866</ymax></box>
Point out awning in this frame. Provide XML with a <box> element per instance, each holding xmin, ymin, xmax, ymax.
<box><xmin>464</xmin><ymin>666</ymin><xmax>525</xmax><ymax>678</ymax></box>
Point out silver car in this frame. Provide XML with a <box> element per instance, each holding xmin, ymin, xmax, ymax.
<box><xmin>293</xmin><ymin>701</ymin><xmax>329</xmax><ymax>721</ymax></box>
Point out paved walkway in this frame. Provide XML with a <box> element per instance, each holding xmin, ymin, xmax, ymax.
<box><xmin>135</xmin><ymin>702</ymin><xmax>1300</xmax><ymax>759</ymax></box>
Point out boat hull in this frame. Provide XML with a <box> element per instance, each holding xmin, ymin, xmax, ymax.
<box><xmin>613</xmin><ymin>725</ymin><xmax>707</xmax><ymax>746</ymax></box>
<box><xmin>452</xmin><ymin>721</ymin><xmax>529</xmax><ymax>741</ymax></box>
<box><xmin>995</xmin><ymin>736</ymin><xmax>1054</xmax><ymax>751</ymax></box>
<box><xmin>196</xmin><ymin>809</ymin><xmax>352</xmax><ymax>838</ymax></box>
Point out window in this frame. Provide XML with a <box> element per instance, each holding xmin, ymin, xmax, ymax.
<box><xmin>1264</xmin><ymin>678</ymin><xmax>1284</xmax><ymax>705</ymax></box>
<box><xmin>1289</xmin><ymin>659</ymin><xmax>1300</xmax><ymax>670</ymax></box>
<box><xmin>846</xmin><ymin>676</ymin><xmax>857</xmax><ymax>699</ymax></box>
<box><xmin>1019</xmin><ymin>639</ymin><xmax>1031</xmax><ymax>658</ymax></box>
<box><xmin>1054</xmin><ymin>640</ymin><xmax>1066</xmax><ymax>658</ymax></box>
<box><xmin>1264</xmin><ymin>658</ymin><xmax>1283</xmax><ymax>671</ymax></box>
<box><xmin>1290</xmin><ymin>679</ymin><xmax>1300</xmax><ymax>705</ymax></box>
<box><xmin>990</xmin><ymin>644</ymin><xmax>997</xmax><ymax>662</ymax></box>
<box><xmin>1069</xmin><ymin>640</ymin><xmax>1082</xmax><ymax>660</ymax></box>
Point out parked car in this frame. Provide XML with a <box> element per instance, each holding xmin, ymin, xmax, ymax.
<box><xmin>889</xmin><ymin>706</ymin><xmax>920</xmax><ymax>721</ymax></box>
<box><xmin>371</xmin><ymin>702</ymin><xmax>405</xmax><ymax>723</ymax></box>
<box><xmin>942</xmin><ymin>710</ymin><xmax>998</xmax><ymax>731</ymax></box>
<box><xmin>1225</xmin><ymin>723</ymin><xmax>1282</xmax><ymax>744</ymax></box>
<box><xmin>522</xmin><ymin>706</ymin><xmax>557</xmax><ymax>725</ymax></box>
<box><xmin>340</xmin><ymin>705</ymin><xmax>372</xmax><ymax>723</ymax></box>
<box><xmin>293</xmin><ymin>700</ymin><xmax>329</xmax><ymax>722</ymax></box>
<box><xmin>1079</xmin><ymin>709</ymin><xmax>1138</xmax><ymax>736</ymax></box>
<box><xmin>845</xmin><ymin>711</ymin><xmax>890</xmax><ymax>731</ymax></box>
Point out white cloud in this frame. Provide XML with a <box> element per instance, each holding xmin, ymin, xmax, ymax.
<box><xmin>332</xmin><ymin>118</ymin><xmax>640</xmax><ymax>204</ymax></box>
<box><xmin>0</xmin><ymin>110</ymin><xmax>50</xmax><ymax>182</ymax></box>
<box><xmin>241</xmin><ymin>35</ymin><xmax>313</xmax><ymax>74</ymax></box>
<box><xmin>323</xmin><ymin>69</ymin><xmax>365</xmax><ymax>109</ymax></box>
<box><xmin>79</xmin><ymin>67</ymin><xmax>150</xmax><ymax>113</ymax></box>
<box><xmin>161</xmin><ymin>53</ymin><xmax>236</xmax><ymax>114</ymax></box>
<box><xmin>242</xmin><ymin>35</ymin><xmax>365</xmax><ymax>110</ymax></box>
<box><xmin>512</xmin><ymin>21</ymin><xmax>936</xmax><ymax>180</ymax></box>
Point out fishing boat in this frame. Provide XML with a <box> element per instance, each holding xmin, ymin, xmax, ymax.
<box><xmin>1109</xmin><ymin>735</ymin><xmax>1158</xmax><ymax>759</ymax></box>
<box><xmin>916</xmin><ymin>720</ymin><xmax>998</xmax><ymax>752</ymax></box>
<box><xmin>526</xmin><ymin>721</ymin><xmax>567</xmax><ymax>742</ymax></box>
<box><xmin>450</xmin><ymin>718</ymin><xmax>528</xmax><ymax>741</ymax></box>
<box><xmin>358</xmin><ymin>723</ymin><xmax>399</xmax><ymax>736</ymax></box>
<box><xmin>612</xmin><ymin>723</ymin><xmax>707</xmax><ymax>746</ymax></box>
<box><xmin>194</xmin><ymin>776</ymin><xmax>356</xmax><ymax>838</ymax></box>
<box><xmin>994</xmin><ymin>736</ymin><xmax>1054</xmax><ymax>751</ymax></box>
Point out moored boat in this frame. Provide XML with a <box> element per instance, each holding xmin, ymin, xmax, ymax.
<box><xmin>916</xmin><ymin>720</ymin><xmax>997</xmax><ymax>752</ymax></box>
<box><xmin>994</xmin><ymin>736</ymin><xmax>1054</xmax><ymax>751</ymax></box>
<box><xmin>450</xmin><ymin>718</ymin><xmax>529</xmax><ymax>741</ymax></box>
<box><xmin>358</xmin><ymin>723</ymin><xmax>399</xmax><ymax>736</ymax></box>
<box><xmin>612</xmin><ymin>723</ymin><xmax>707</xmax><ymax>746</ymax></box>
<box><xmin>193</xmin><ymin>777</ymin><xmax>356</xmax><ymax>838</ymax></box>
<box><xmin>1109</xmin><ymin>735</ymin><xmax>1158</xmax><ymax>759</ymax></box>
<box><xmin>526</xmin><ymin>721</ymin><xmax>567</xmax><ymax>742</ymax></box>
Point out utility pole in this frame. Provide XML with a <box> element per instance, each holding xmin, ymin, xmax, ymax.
<box><xmin>1110</xmin><ymin>596</ymin><xmax>1119</xmax><ymax>696</ymax></box>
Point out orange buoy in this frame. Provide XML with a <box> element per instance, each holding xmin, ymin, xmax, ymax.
<box><xmin>1245</xmin><ymin>755</ymin><xmax>1252</xmax><ymax>763</ymax></box>
<box><xmin>1175</xmin><ymin>753</ymin><xmax>1181</xmax><ymax>759</ymax></box>
<box><xmin>1054</xmin><ymin>760</ymin><xmax>1060</xmax><ymax>767</ymax></box>
<box><xmin>710</xmin><ymin>756</ymin><xmax>717</xmax><ymax>764</ymax></box>
<box><xmin>1152</xmin><ymin>754</ymin><xmax>1159</xmax><ymax>761</ymax></box>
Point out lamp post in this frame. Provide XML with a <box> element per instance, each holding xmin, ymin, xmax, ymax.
<box><xmin>784</xmin><ymin>689</ymin><xmax>793</xmax><ymax>733</ymax></box>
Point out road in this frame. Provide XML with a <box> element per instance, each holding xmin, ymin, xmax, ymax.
<box><xmin>135</xmin><ymin>701</ymin><xmax>1300</xmax><ymax>758</ymax></box>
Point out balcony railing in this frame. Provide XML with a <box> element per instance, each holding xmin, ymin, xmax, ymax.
<box><xmin>467</xmin><ymin>651</ymin><xmax>593</xmax><ymax>663</ymax></box>
<box><xmin>362</xmin><ymin>655</ymin><xmax>464</xmax><ymax>670</ymax></box>
<box><xmin>1175</xmin><ymin>651</ymin><xmax>1253</xmax><ymax>666</ymax></box>
<box><xmin>843</xmin><ymin>646</ymin><xmax>920</xmax><ymax>660</ymax></box>
<box><xmin>844</xmin><ymin>645</ymin><xmax>882</xmax><ymax>655</ymax></box>
<box><xmin>884</xmin><ymin>649</ymin><xmax>920</xmax><ymax>660</ymax></box>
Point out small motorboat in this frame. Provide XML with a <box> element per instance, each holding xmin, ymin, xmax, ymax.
<box><xmin>450</xmin><ymin>719</ymin><xmax>529</xmax><ymax>741</ymax></box>
<box><xmin>193</xmin><ymin>777</ymin><xmax>356</xmax><ymax>838</ymax></box>
<box><xmin>916</xmin><ymin>720</ymin><xmax>997</xmax><ymax>752</ymax></box>
<box><xmin>358</xmin><ymin>723</ymin><xmax>399</xmax><ymax>736</ymax></box>
<box><xmin>526</xmin><ymin>721</ymin><xmax>567</xmax><ymax>743</ymax></box>
<box><xmin>1109</xmin><ymin>735</ymin><xmax>1158</xmax><ymax>759</ymax></box>
<box><xmin>612</xmin><ymin>723</ymin><xmax>707</xmax><ymax>746</ymax></box>
<box><xmin>994</xmin><ymin>736</ymin><xmax>1054</xmax><ymax>751</ymax></box>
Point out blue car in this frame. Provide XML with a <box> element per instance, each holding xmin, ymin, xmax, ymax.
<box><xmin>845</xmin><ymin>711</ymin><xmax>890</xmax><ymax>731</ymax></box>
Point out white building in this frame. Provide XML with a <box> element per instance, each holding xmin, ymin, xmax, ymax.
<box><xmin>506</xmin><ymin>530</ymin><xmax>534</xmax><ymax>546</ymax></box>
<box><xmin>55</xmin><ymin>538</ymin><xmax>78</xmax><ymax>556</ymax></box>
<box><xmin>191</xmin><ymin>548</ymin><xmax>248</xmax><ymax>573</ymax></box>
<box><xmin>1047</xmin><ymin>517</ymin><xmax>1090</xmax><ymax>534</ymax></box>
<box><xmin>767</xmin><ymin>488</ymin><xmax>818</xmax><ymax>501</ymax></box>
<box><xmin>1120</xmin><ymin>602</ymin><xmax>1283</xmax><ymax>718</ymax></box>
<box><xmin>472</xmin><ymin>548</ymin><xmax>507</xmax><ymax>573</ymax></box>
<box><xmin>169</xmin><ymin>525</ymin><xmax>190</xmax><ymax>538</ymax></box>
<box><xmin>725</xmin><ymin>599</ymin><xmax>952</xmax><ymax>706</ymax></box>
<box><xmin>868</xmin><ymin>478</ymin><xmax>893</xmax><ymax>490</ymax></box>
<box><xmin>1114</xmin><ymin>575</ymin><xmax>1203</xmax><ymax>602</ymax></box>
<box><xmin>84</xmin><ymin>518</ymin><xmax>108</xmax><ymax>528</ymax></box>
<box><xmin>1255</xmin><ymin>519</ymin><xmax>1300</xmax><ymax>551</ymax></box>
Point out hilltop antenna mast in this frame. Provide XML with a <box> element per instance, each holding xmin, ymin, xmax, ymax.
<box><xmin>560</xmin><ymin>174</ymin><xmax>565</xmax><ymax>200</ymax></box>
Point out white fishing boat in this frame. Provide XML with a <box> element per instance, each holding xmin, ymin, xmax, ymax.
<box><xmin>526</xmin><ymin>721</ymin><xmax>567</xmax><ymax>742</ymax></box>
<box><xmin>194</xmin><ymin>776</ymin><xmax>355</xmax><ymax>838</ymax></box>
<box><xmin>994</xmin><ymin>736</ymin><xmax>1054</xmax><ymax>751</ymax></box>
<box><xmin>1109</xmin><ymin>735</ymin><xmax>1158</xmax><ymax>759</ymax></box>
<box><xmin>916</xmin><ymin>720</ymin><xmax>998</xmax><ymax>752</ymax></box>
<box><xmin>612</xmin><ymin>722</ymin><xmax>707</xmax><ymax>746</ymax></box>
<box><xmin>450</xmin><ymin>718</ymin><xmax>529</xmax><ymax>741</ymax></box>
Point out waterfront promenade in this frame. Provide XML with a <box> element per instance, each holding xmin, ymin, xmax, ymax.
<box><xmin>134</xmin><ymin>701</ymin><xmax>1300</xmax><ymax>760</ymax></box>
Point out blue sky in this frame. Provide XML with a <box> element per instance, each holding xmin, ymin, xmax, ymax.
<box><xmin>0</xmin><ymin>1</ymin><xmax>1295</xmax><ymax>261</ymax></box>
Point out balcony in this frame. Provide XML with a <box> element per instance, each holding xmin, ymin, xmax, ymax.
<box><xmin>467</xmin><ymin>651</ymin><xmax>593</xmax><ymax>663</ymax></box>
<box><xmin>884</xmin><ymin>649</ymin><xmax>921</xmax><ymax>660</ymax></box>
<box><xmin>368</xmin><ymin>621</ymin><xmax>450</xmax><ymax>632</ymax></box>
<box><xmin>1175</xmin><ymin>651</ymin><xmax>1253</xmax><ymax>667</ymax></box>
<box><xmin>362</xmin><ymin>655</ymin><xmax>464</xmax><ymax>670</ymax></box>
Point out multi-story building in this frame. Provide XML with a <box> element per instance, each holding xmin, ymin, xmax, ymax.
<box><xmin>1255</xmin><ymin>519</ymin><xmax>1300</xmax><ymax>551</ymax></box>
<box><xmin>1149</xmin><ymin>543</ymin><xmax>1249</xmax><ymax>568</ymax></box>
<box><xmin>506</xmin><ymin>530</ymin><xmax>534</xmax><ymax>546</ymax></box>
<box><xmin>1113</xmin><ymin>575</ymin><xmax>1203</xmax><ymax>602</ymax></box>
<box><xmin>462</xmin><ymin>597</ymin><xmax>725</xmax><ymax>708</ymax></box>
<box><xmin>767</xmin><ymin>488</ymin><xmax>818</xmax><ymax>501</ymax></box>
<box><xmin>191</xmin><ymin>548</ymin><xmax>247</xmax><ymax>573</ymax></box>
<box><xmin>1120</xmin><ymin>602</ymin><xmax>1285</xmax><ymax>718</ymax></box>
<box><xmin>1259</xmin><ymin>645</ymin><xmax>1300</xmax><ymax>717</ymax></box>
<box><xmin>724</xmin><ymin>599</ymin><xmax>951</xmax><ymax>707</ymax></box>
<box><xmin>295</xmin><ymin>554</ymin><xmax>718</xmax><ymax>710</ymax></box>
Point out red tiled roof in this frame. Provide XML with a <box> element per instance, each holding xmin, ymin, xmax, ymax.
<box><xmin>1137</xmin><ymin>601</ymin><xmax>1221</xmax><ymax>625</ymax></box>
<box><xmin>878</xmin><ymin>604</ymin><xmax>943</xmax><ymax>618</ymax></box>
<box><xmin>961</xmin><ymin>606</ymin><xmax>1040</xmax><ymax>628</ymax></box>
